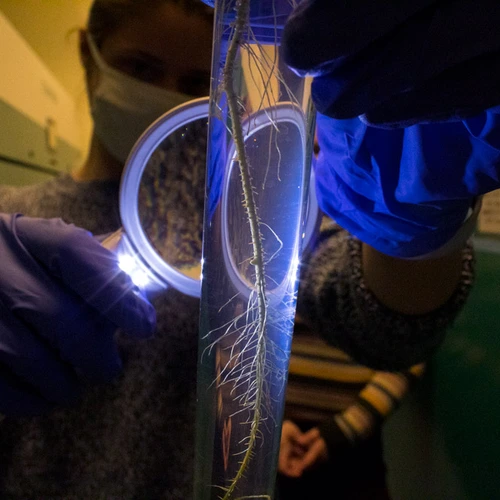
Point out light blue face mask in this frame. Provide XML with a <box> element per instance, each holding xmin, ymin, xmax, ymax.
<box><xmin>87</xmin><ymin>35</ymin><xmax>192</xmax><ymax>163</ymax></box>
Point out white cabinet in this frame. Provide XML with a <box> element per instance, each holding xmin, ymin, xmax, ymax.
<box><xmin>0</xmin><ymin>10</ymin><xmax>82</xmax><ymax>184</ymax></box>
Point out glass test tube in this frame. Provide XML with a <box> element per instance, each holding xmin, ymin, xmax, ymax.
<box><xmin>194</xmin><ymin>1</ymin><xmax>315</xmax><ymax>498</ymax></box>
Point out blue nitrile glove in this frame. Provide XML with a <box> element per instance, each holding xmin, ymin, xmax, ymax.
<box><xmin>0</xmin><ymin>213</ymin><xmax>156</xmax><ymax>416</ymax></box>
<box><xmin>314</xmin><ymin>108</ymin><xmax>500</xmax><ymax>258</ymax></box>
<box><xmin>283</xmin><ymin>0</ymin><xmax>500</xmax><ymax>128</ymax></box>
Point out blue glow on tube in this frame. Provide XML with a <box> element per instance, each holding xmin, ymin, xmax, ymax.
<box><xmin>194</xmin><ymin>1</ymin><xmax>316</xmax><ymax>498</ymax></box>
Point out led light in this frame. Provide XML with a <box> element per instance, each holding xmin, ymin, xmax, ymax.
<box><xmin>118</xmin><ymin>252</ymin><xmax>151</xmax><ymax>289</ymax></box>
<box><xmin>118</xmin><ymin>253</ymin><xmax>136</xmax><ymax>274</ymax></box>
<box><xmin>129</xmin><ymin>268</ymin><xmax>150</xmax><ymax>289</ymax></box>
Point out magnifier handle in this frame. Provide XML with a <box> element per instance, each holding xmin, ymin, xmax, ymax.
<box><xmin>101</xmin><ymin>228</ymin><xmax>125</xmax><ymax>252</ymax></box>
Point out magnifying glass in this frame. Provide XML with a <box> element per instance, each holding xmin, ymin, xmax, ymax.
<box><xmin>103</xmin><ymin>97</ymin><xmax>319</xmax><ymax>298</ymax></box>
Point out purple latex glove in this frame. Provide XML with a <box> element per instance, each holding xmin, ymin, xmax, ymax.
<box><xmin>0</xmin><ymin>213</ymin><xmax>156</xmax><ymax>416</ymax></box>
<box><xmin>283</xmin><ymin>0</ymin><xmax>500</xmax><ymax>128</ymax></box>
<box><xmin>313</xmin><ymin>109</ymin><xmax>500</xmax><ymax>258</ymax></box>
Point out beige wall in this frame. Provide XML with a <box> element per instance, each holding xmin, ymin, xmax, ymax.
<box><xmin>0</xmin><ymin>0</ymin><xmax>93</xmax><ymax>153</ymax></box>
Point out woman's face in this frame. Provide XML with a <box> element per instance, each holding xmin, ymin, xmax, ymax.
<box><xmin>90</xmin><ymin>2</ymin><xmax>213</xmax><ymax>96</ymax></box>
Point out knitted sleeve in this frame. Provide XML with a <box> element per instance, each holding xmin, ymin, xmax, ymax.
<box><xmin>319</xmin><ymin>363</ymin><xmax>426</xmax><ymax>450</ymax></box>
<box><xmin>297</xmin><ymin>219</ymin><xmax>475</xmax><ymax>370</ymax></box>
<box><xmin>0</xmin><ymin>176</ymin><xmax>121</xmax><ymax>235</ymax></box>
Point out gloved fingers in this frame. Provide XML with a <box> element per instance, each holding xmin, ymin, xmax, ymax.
<box><xmin>0</xmin><ymin>307</ymin><xmax>81</xmax><ymax>409</ymax></box>
<box><xmin>361</xmin><ymin>52</ymin><xmax>500</xmax><ymax>128</ymax></box>
<box><xmin>284</xmin><ymin>0</ymin><xmax>500</xmax><ymax>125</ymax></box>
<box><xmin>308</xmin><ymin>14</ymin><xmax>429</xmax><ymax>120</ymax></box>
<box><xmin>1</xmin><ymin>273</ymin><xmax>124</xmax><ymax>383</ymax></box>
<box><xmin>54</xmin><ymin>308</ymin><xmax>123</xmax><ymax>384</ymax></box>
<box><xmin>283</xmin><ymin>0</ymin><xmax>435</xmax><ymax>73</ymax></box>
<box><xmin>310</xmin><ymin>2</ymin><xmax>500</xmax><ymax>120</ymax></box>
<box><xmin>12</xmin><ymin>215</ymin><xmax>156</xmax><ymax>337</ymax></box>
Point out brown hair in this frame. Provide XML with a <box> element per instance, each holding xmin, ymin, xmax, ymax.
<box><xmin>87</xmin><ymin>0</ymin><xmax>213</xmax><ymax>48</ymax></box>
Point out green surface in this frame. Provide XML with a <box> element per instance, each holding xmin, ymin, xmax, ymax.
<box><xmin>0</xmin><ymin>158</ymin><xmax>55</xmax><ymax>185</ymax></box>
<box><xmin>434</xmin><ymin>244</ymin><xmax>500</xmax><ymax>500</ymax></box>
<box><xmin>384</xmin><ymin>239</ymin><xmax>500</xmax><ymax>500</ymax></box>
<box><xmin>0</xmin><ymin>98</ymin><xmax>81</xmax><ymax>185</ymax></box>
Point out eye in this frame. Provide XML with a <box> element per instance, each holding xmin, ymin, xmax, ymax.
<box><xmin>111</xmin><ymin>55</ymin><xmax>166</xmax><ymax>85</ymax></box>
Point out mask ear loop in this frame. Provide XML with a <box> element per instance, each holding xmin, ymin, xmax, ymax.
<box><xmin>85</xmin><ymin>33</ymin><xmax>141</xmax><ymax>86</ymax></box>
<box><xmin>85</xmin><ymin>34</ymin><xmax>109</xmax><ymax>73</ymax></box>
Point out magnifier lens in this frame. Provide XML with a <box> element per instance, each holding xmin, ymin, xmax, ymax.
<box><xmin>116</xmin><ymin>98</ymin><xmax>211</xmax><ymax>298</ymax></box>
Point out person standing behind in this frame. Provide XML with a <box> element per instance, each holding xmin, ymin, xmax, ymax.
<box><xmin>277</xmin><ymin>311</ymin><xmax>426</xmax><ymax>500</ymax></box>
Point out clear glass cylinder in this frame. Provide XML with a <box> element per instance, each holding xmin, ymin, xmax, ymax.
<box><xmin>194</xmin><ymin>1</ymin><xmax>315</xmax><ymax>498</ymax></box>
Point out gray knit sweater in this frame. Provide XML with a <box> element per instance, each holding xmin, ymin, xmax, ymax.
<box><xmin>0</xmin><ymin>151</ymin><xmax>474</xmax><ymax>497</ymax></box>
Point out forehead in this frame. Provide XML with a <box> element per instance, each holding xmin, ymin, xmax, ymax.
<box><xmin>101</xmin><ymin>3</ymin><xmax>213</xmax><ymax>71</ymax></box>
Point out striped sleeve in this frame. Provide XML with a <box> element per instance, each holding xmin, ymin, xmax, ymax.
<box><xmin>319</xmin><ymin>363</ymin><xmax>426</xmax><ymax>448</ymax></box>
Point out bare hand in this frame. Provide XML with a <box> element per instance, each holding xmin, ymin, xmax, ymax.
<box><xmin>278</xmin><ymin>420</ymin><xmax>328</xmax><ymax>478</ymax></box>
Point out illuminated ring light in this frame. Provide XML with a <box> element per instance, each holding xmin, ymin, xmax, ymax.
<box><xmin>221</xmin><ymin>102</ymin><xmax>318</xmax><ymax>301</ymax></box>
<box><xmin>119</xmin><ymin>97</ymin><xmax>210</xmax><ymax>298</ymax></box>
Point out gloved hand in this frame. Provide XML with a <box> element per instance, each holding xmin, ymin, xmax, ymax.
<box><xmin>0</xmin><ymin>213</ymin><xmax>156</xmax><ymax>416</ymax></box>
<box><xmin>281</xmin><ymin>0</ymin><xmax>500</xmax><ymax>257</ymax></box>
<box><xmin>283</xmin><ymin>0</ymin><xmax>500</xmax><ymax>128</ymax></box>
<box><xmin>313</xmin><ymin>108</ymin><xmax>500</xmax><ymax>258</ymax></box>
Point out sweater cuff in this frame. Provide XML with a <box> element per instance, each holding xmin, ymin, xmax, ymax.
<box><xmin>318</xmin><ymin>418</ymin><xmax>355</xmax><ymax>454</ymax></box>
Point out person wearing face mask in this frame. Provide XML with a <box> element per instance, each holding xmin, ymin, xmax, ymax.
<box><xmin>0</xmin><ymin>0</ymin><xmax>478</xmax><ymax>497</ymax></box>
<box><xmin>85</xmin><ymin>33</ymin><xmax>193</xmax><ymax>166</ymax></box>
<box><xmin>0</xmin><ymin>1</ymin><xmax>214</xmax><ymax>497</ymax></box>
<box><xmin>74</xmin><ymin>0</ymin><xmax>212</xmax><ymax>182</ymax></box>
